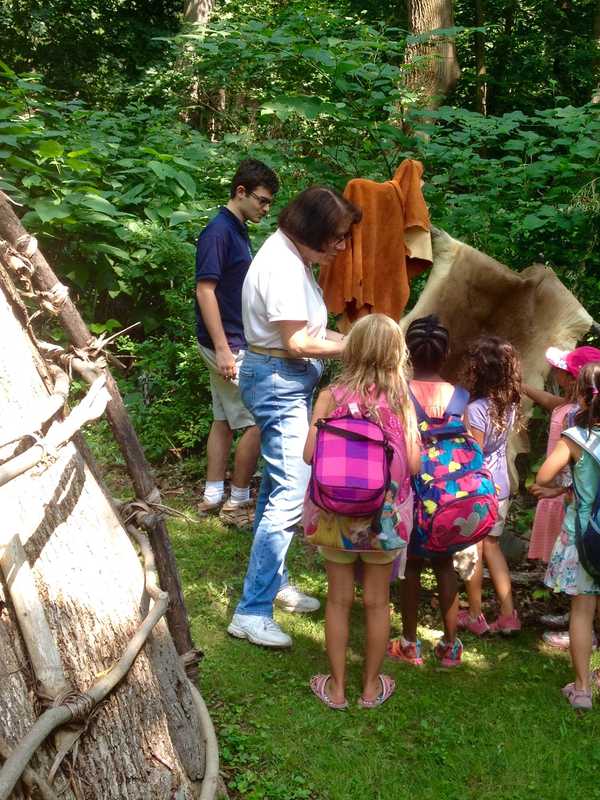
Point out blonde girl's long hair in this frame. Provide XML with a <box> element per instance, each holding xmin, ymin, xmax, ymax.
<box><xmin>333</xmin><ymin>314</ymin><xmax>418</xmax><ymax>444</ymax></box>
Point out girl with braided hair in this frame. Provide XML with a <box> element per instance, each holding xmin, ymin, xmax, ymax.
<box><xmin>388</xmin><ymin>314</ymin><xmax>465</xmax><ymax>668</ymax></box>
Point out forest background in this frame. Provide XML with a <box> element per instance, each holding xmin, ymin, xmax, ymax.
<box><xmin>1</xmin><ymin>0</ymin><xmax>599</xmax><ymax>467</ymax></box>
<box><xmin>1</xmin><ymin>3</ymin><xmax>600</xmax><ymax>799</ymax></box>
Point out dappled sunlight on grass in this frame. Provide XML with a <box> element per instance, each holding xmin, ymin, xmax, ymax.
<box><xmin>168</xmin><ymin>513</ymin><xmax>600</xmax><ymax>800</ymax></box>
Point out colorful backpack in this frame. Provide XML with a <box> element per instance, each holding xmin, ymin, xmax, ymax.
<box><xmin>304</xmin><ymin>392</ymin><xmax>413</xmax><ymax>552</ymax></box>
<box><xmin>410</xmin><ymin>386</ymin><xmax>498</xmax><ymax>556</ymax></box>
<box><xmin>309</xmin><ymin>401</ymin><xmax>393</xmax><ymax>518</ymax></box>
<box><xmin>563</xmin><ymin>426</ymin><xmax>600</xmax><ymax>582</ymax></box>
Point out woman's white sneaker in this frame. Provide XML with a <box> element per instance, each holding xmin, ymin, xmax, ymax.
<box><xmin>227</xmin><ymin>614</ymin><xmax>292</xmax><ymax>648</ymax></box>
<box><xmin>275</xmin><ymin>585</ymin><xmax>320</xmax><ymax>613</ymax></box>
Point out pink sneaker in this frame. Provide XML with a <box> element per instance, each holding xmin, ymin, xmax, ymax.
<box><xmin>457</xmin><ymin>610</ymin><xmax>490</xmax><ymax>636</ymax></box>
<box><xmin>434</xmin><ymin>637</ymin><xmax>463</xmax><ymax>668</ymax></box>
<box><xmin>387</xmin><ymin>637</ymin><xmax>424</xmax><ymax>666</ymax></box>
<box><xmin>489</xmin><ymin>610</ymin><xmax>521</xmax><ymax>635</ymax></box>
<box><xmin>543</xmin><ymin>630</ymin><xmax>598</xmax><ymax>650</ymax></box>
<box><xmin>542</xmin><ymin>630</ymin><xmax>569</xmax><ymax>650</ymax></box>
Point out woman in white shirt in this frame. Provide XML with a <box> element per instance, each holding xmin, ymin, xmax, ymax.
<box><xmin>228</xmin><ymin>186</ymin><xmax>362</xmax><ymax>648</ymax></box>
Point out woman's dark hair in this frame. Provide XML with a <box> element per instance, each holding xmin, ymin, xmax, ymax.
<box><xmin>229</xmin><ymin>159</ymin><xmax>279</xmax><ymax>198</ymax></box>
<box><xmin>460</xmin><ymin>335</ymin><xmax>522</xmax><ymax>432</ymax></box>
<box><xmin>278</xmin><ymin>186</ymin><xmax>362</xmax><ymax>251</ymax></box>
<box><xmin>574</xmin><ymin>362</ymin><xmax>600</xmax><ymax>434</ymax></box>
<box><xmin>405</xmin><ymin>315</ymin><xmax>449</xmax><ymax>374</ymax></box>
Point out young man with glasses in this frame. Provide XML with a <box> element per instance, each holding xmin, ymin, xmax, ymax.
<box><xmin>195</xmin><ymin>159</ymin><xmax>279</xmax><ymax>525</ymax></box>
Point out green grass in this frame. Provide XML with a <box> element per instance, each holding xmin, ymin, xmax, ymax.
<box><xmin>168</xmin><ymin>507</ymin><xmax>600</xmax><ymax>800</ymax></box>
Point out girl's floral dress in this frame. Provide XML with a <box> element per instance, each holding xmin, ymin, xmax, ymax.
<box><xmin>545</xmin><ymin>426</ymin><xmax>600</xmax><ymax>596</ymax></box>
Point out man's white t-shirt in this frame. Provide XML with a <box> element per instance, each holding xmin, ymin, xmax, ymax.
<box><xmin>242</xmin><ymin>229</ymin><xmax>327</xmax><ymax>349</ymax></box>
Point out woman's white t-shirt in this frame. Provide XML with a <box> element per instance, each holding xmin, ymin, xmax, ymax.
<box><xmin>242</xmin><ymin>229</ymin><xmax>328</xmax><ymax>349</ymax></box>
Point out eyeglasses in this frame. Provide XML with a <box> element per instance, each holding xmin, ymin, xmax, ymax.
<box><xmin>332</xmin><ymin>229</ymin><xmax>353</xmax><ymax>247</ymax></box>
<box><xmin>249</xmin><ymin>191</ymin><xmax>273</xmax><ymax>208</ymax></box>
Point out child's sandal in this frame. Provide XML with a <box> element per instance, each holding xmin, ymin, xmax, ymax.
<box><xmin>309</xmin><ymin>675</ymin><xmax>348</xmax><ymax>710</ymax></box>
<box><xmin>358</xmin><ymin>674</ymin><xmax>396</xmax><ymax>709</ymax></box>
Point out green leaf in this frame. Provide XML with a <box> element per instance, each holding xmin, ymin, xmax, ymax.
<box><xmin>521</xmin><ymin>214</ymin><xmax>545</xmax><ymax>231</ymax></box>
<box><xmin>80</xmin><ymin>194</ymin><xmax>118</xmax><ymax>216</ymax></box>
<box><xmin>32</xmin><ymin>198</ymin><xmax>72</xmax><ymax>222</ymax></box>
<box><xmin>174</xmin><ymin>171</ymin><xmax>196</xmax><ymax>198</ymax></box>
<box><xmin>35</xmin><ymin>140</ymin><xmax>64</xmax><ymax>158</ymax></box>
<box><xmin>94</xmin><ymin>243</ymin><xmax>131</xmax><ymax>260</ymax></box>
<box><xmin>169</xmin><ymin>210</ymin><xmax>195</xmax><ymax>226</ymax></box>
<box><xmin>89</xmin><ymin>318</ymin><xmax>122</xmax><ymax>334</ymax></box>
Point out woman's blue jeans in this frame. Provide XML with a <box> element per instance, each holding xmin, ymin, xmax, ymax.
<box><xmin>236</xmin><ymin>351</ymin><xmax>323</xmax><ymax>617</ymax></box>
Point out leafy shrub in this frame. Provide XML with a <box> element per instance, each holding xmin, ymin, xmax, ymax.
<box><xmin>1</xmin><ymin>9</ymin><xmax>599</xmax><ymax>459</ymax></box>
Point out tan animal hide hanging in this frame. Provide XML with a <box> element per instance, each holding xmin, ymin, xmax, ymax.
<box><xmin>401</xmin><ymin>229</ymin><xmax>593</xmax><ymax>489</ymax></box>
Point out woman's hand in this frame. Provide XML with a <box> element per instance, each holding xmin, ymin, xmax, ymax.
<box><xmin>278</xmin><ymin>321</ymin><xmax>345</xmax><ymax>358</ymax></box>
<box><xmin>303</xmin><ymin>388</ymin><xmax>335</xmax><ymax>464</ymax></box>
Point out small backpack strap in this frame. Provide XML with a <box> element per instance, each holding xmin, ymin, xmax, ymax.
<box><xmin>563</xmin><ymin>426</ymin><xmax>600</xmax><ymax>469</ymax></box>
<box><xmin>347</xmin><ymin>401</ymin><xmax>362</xmax><ymax>419</ymax></box>
<box><xmin>444</xmin><ymin>386</ymin><xmax>470</xmax><ymax>419</ymax></box>
<box><xmin>409</xmin><ymin>387</ymin><xmax>430</xmax><ymax>424</ymax></box>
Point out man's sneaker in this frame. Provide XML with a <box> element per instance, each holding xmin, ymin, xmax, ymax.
<box><xmin>434</xmin><ymin>637</ymin><xmax>463</xmax><ymax>668</ymax></box>
<box><xmin>540</xmin><ymin>612</ymin><xmax>569</xmax><ymax>628</ymax></box>
<box><xmin>275</xmin><ymin>585</ymin><xmax>320</xmax><ymax>613</ymax></box>
<box><xmin>227</xmin><ymin>613</ymin><xmax>292</xmax><ymax>648</ymax></box>
<box><xmin>543</xmin><ymin>630</ymin><xmax>598</xmax><ymax>650</ymax></box>
<box><xmin>457</xmin><ymin>610</ymin><xmax>490</xmax><ymax>636</ymax></box>
<box><xmin>219</xmin><ymin>499</ymin><xmax>255</xmax><ymax>529</ymax></box>
<box><xmin>489</xmin><ymin>610</ymin><xmax>521</xmax><ymax>635</ymax></box>
<box><xmin>387</xmin><ymin>637</ymin><xmax>424</xmax><ymax>666</ymax></box>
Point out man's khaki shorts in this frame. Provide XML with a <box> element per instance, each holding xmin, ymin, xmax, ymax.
<box><xmin>198</xmin><ymin>344</ymin><xmax>255</xmax><ymax>430</ymax></box>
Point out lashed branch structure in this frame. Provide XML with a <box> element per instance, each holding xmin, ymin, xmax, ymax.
<box><xmin>0</xmin><ymin>199</ymin><xmax>217</xmax><ymax>798</ymax></box>
<box><xmin>0</xmin><ymin>191</ymin><xmax>198</xmax><ymax>670</ymax></box>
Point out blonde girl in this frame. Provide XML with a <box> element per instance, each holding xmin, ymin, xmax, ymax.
<box><xmin>303</xmin><ymin>314</ymin><xmax>420</xmax><ymax>709</ymax></box>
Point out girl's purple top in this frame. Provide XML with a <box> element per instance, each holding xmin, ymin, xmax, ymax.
<box><xmin>467</xmin><ymin>398</ymin><xmax>516</xmax><ymax>500</ymax></box>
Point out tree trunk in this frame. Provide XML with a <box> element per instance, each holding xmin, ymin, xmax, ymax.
<box><xmin>0</xmin><ymin>264</ymin><xmax>206</xmax><ymax>798</ymax></box>
<box><xmin>405</xmin><ymin>0</ymin><xmax>461</xmax><ymax>109</ymax></box>
<box><xmin>474</xmin><ymin>0</ymin><xmax>487</xmax><ymax>115</ymax></box>
<box><xmin>183</xmin><ymin>0</ymin><xmax>214</xmax><ymax>25</ymax></box>
<box><xmin>592</xmin><ymin>0</ymin><xmax>600</xmax><ymax>103</ymax></box>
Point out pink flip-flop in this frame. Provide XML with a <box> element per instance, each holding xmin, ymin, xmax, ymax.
<box><xmin>309</xmin><ymin>674</ymin><xmax>348</xmax><ymax>710</ymax></box>
<box><xmin>358</xmin><ymin>674</ymin><xmax>396</xmax><ymax>709</ymax></box>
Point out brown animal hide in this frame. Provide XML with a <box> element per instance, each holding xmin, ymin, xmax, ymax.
<box><xmin>402</xmin><ymin>228</ymin><xmax>592</xmax><ymax>387</ymax></box>
<box><xmin>401</xmin><ymin>229</ymin><xmax>593</xmax><ymax>489</ymax></box>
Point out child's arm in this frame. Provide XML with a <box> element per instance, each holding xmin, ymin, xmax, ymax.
<box><xmin>522</xmin><ymin>383</ymin><xmax>564</xmax><ymax>412</ymax></box>
<box><xmin>536</xmin><ymin>437</ymin><xmax>582</xmax><ymax>486</ymax></box>
<box><xmin>405</xmin><ymin>406</ymin><xmax>422</xmax><ymax>475</ymax></box>
<box><xmin>463</xmin><ymin>409</ymin><xmax>485</xmax><ymax>449</ymax></box>
<box><xmin>303</xmin><ymin>388</ymin><xmax>335</xmax><ymax>464</ymax></box>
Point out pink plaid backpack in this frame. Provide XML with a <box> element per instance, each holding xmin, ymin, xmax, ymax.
<box><xmin>309</xmin><ymin>400</ymin><xmax>393</xmax><ymax>517</ymax></box>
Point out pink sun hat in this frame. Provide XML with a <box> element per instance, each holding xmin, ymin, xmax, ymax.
<box><xmin>545</xmin><ymin>347</ymin><xmax>569</xmax><ymax>371</ymax></box>
<box><xmin>565</xmin><ymin>346</ymin><xmax>600</xmax><ymax>377</ymax></box>
<box><xmin>546</xmin><ymin>346</ymin><xmax>600</xmax><ymax>377</ymax></box>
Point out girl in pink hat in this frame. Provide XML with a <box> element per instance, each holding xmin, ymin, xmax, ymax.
<box><xmin>523</xmin><ymin>345</ymin><xmax>600</xmax><ymax>646</ymax></box>
<box><xmin>525</xmin><ymin>346</ymin><xmax>600</xmax><ymax>564</ymax></box>
<box><xmin>524</xmin><ymin>347</ymin><xmax>579</xmax><ymax>565</ymax></box>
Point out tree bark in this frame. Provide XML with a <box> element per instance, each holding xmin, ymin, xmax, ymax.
<box><xmin>0</xmin><ymin>193</ymin><xmax>198</xmax><ymax>671</ymax></box>
<box><xmin>183</xmin><ymin>0</ymin><xmax>214</xmax><ymax>25</ymax></box>
<box><xmin>474</xmin><ymin>0</ymin><xmax>487</xmax><ymax>114</ymax></box>
<box><xmin>592</xmin><ymin>0</ymin><xmax>600</xmax><ymax>103</ymax></box>
<box><xmin>405</xmin><ymin>0</ymin><xmax>461</xmax><ymax>109</ymax></box>
<box><xmin>0</xmin><ymin>262</ymin><xmax>206</xmax><ymax>798</ymax></box>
